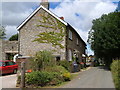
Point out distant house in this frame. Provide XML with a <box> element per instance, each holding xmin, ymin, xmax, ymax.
<box><xmin>0</xmin><ymin>39</ymin><xmax>18</xmax><ymax>60</ymax></box>
<box><xmin>17</xmin><ymin>1</ymin><xmax>86</xmax><ymax>62</ymax></box>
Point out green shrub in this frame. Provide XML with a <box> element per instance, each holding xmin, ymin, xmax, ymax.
<box><xmin>44</xmin><ymin>66</ymin><xmax>71</xmax><ymax>81</ymax></box>
<box><xmin>62</xmin><ymin>72</ymin><xmax>71</xmax><ymax>81</ymax></box>
<box><xmin>25</xmin><ymin>71</ymin><xmax>54</xmax><ymax>86</ymax></box>
<box><xmin>17</xmin><ymin>66</ymin><xmax>71</xmax><ymax>87</ymax></box>
<box><xmin>57</xmin><ymin>60</ymin><xmax>72</xmax><ymax>72</ymax></box>
<box><xmin>30</xmin><ymin>50</ymin><xmax>55</xmax><ymax>71</ymax></box>
<box><xmin>111</xmin><ymin>60</ymin><xmax>120</xmax><ymax>90</ymax></box>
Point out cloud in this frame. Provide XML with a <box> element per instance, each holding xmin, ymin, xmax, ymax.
<box><xmin>2</xmin><ymin>2</ymin><xmax>39</xmax><ymax>26</ymax></box>
<box><xmin>2</xmin><ymin>2</ymin><xmax>39</xmax><ymax>39</ymax></box>
<box><xmin>51</xmin><ymin>0</ymin><xmax>117</xmax><ymax>43</ymax></box>
<box><xmin>5</xmin><ymin>25</ymin><xmax>18</xmax><ymax>39</ymax></box>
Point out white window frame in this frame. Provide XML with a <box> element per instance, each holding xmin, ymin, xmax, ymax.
<box><xmin>69</xmin><ymin>30</ymin><xmax>72</xmax><ymax>40</ymax></box>
<box><xmin>68</xmin><ymin>49</ymin><xmax>72</xmax><ymax>61</ymax></box>
<box><xmin>77</xmin><ymin>38</ymin><xmax>79</xmax><ymax>45</ymax></box>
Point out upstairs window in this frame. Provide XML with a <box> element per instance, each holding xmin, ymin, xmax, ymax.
<box><xmin>69</xmin><ymin>30</ymin><xmax>72</xmax><ymax>40</ymax></box>
<box><xmin>77</xmin><ymin>38</ymin><xmax>79</xmax><ymax>45</ymax></box>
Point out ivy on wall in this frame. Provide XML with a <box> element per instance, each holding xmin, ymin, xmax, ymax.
<box><xmin>33</xmin><ymin>12</ymin><xmax>66</xmax><ymax>49</ymax></box>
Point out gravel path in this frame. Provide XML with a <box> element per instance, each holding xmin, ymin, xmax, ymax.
<box><xmin>60</xmin><ymin>66</ymin><xmax>115</xmax><ymax>88</ymax></box>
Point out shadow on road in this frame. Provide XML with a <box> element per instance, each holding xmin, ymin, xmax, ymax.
<box><xmin>97</xmin><ymin>66</ymin><xmax>110</xmax><ymax>71</ymax></box>
<box><xmin>0</xmin><ymin>73</ymin><xmax>16</xmax><ymax>77</ymax></box>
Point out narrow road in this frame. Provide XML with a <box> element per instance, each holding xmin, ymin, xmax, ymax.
<box><xmin>61</xmin><ymin>66</ymin><xmax>115</xmax><ymax>88</ymax></box>
<box><xmin>0</xmin><ymin>74</ymin><xmax>17</xmax><ymax>89</ymax></box>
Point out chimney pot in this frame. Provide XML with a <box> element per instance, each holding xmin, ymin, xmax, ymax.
<box><xmin>60</xmin><ymin>17</ymin><xmax>64</xmax><ymax>20</ymax></box>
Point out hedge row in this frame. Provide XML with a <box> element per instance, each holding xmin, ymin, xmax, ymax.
<box><xmin>111</xmin><ymin>60</ymin><xmax>120</xmax><ymax>90</ymax></box>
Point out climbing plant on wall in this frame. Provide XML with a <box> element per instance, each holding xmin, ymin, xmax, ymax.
<box><xmin>33</xmin><ymin>13</ymin><xmax>66</xmax><ymax>49</ymax></box>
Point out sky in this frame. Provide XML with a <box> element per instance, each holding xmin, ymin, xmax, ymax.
<box><xmin>0</xmin><ymin>0</ymin><xmax>119</xmax><ymax>55</ymax></box>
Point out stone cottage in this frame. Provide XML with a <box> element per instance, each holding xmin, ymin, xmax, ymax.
<box><xmin>17</xmin><ymin>2</ymin><xmax>86</xmax><ymax>63</ymax></box>
<box><xmin>0</xmin><ymin>39</ymin><xmax>18</xmax><ymax>60</ymax></box>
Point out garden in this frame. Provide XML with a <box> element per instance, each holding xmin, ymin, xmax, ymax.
<box><xmin>17</xmin><ymin>50</ymin><xmax>75</xmax><ymax>88</ymax></box>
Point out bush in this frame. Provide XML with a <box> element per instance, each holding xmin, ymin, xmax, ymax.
<box><xmin>30</xmin><ymin>50</ymin><xmax>55</xmax><ymax>71</ymax></box>
<box><xmin>26</xmin><ymin>71</ymin><xmax>54</xmax><ymax>86</ymax></box>
<box><xmin>63</xmin><ymin>72</ymin><xmax>71</xmax><ymax>81</ymax></box>
<box><xmin>17</xmin><ymin>66</ymin><xmax>71</xmax><ymax>87</ymax></box>
<box><xmin>111</xmin><ymin>60</ymin><xmax>120</xmax><ymax>90</ymax></box>
<box><xmin>44</xmin><ymin>66</ymin><xmax>71</xmax><ymax>81</ymax></box>
<box><xmin>57</xmin><ymin>60</ymin><xmax>72</xmax><ymax>72</ymax></box>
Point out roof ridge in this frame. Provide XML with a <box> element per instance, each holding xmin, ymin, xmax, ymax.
<box><xmin>17</xmin><ymin>5</ymin><xmax>67</xmax><ymax>30</ymax></box>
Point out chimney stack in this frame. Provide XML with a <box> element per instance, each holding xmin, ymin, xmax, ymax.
<box><xmin>41</xmin><ymin>0</ymin><xmax>49</xmax><ymax>10</ymax></box>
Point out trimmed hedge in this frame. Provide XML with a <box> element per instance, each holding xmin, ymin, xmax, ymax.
<box><xmin>111</xmin><ymin>60</ymin><xmax>120</xmax><ymax>90</ymax></box>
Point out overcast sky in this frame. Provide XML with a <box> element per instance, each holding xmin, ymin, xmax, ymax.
<box><xmin>1</xmin><ymin>0</ymin><xmax>118</xmax><ymax>55</ymax></box>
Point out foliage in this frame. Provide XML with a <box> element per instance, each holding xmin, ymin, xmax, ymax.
<box><xmin>44</xmin><ymin>66</ymin><xmax>71</xmax><ymax>81</ymax></box>
<box><xmin>88</xmin><ymin>12</ymin><xmax>120</xmax><ymax>67</ymax></box>
<box><xmin>57</xmin><ymin>60</ymin><xmax>72</xmax><ymax>72</ymax></box>
<box><xmin>17</xmin><ymin>66</ymin><xmax>71</xmax><ymax>87</ymax></box>
<box><xmin>63</xmin><ymin>72</ymin><xmax>71</xmax><ymax>81</ymax></box>
<box><xmin>25</xmin><ymin>71</ymin><xmax>54</xmax><ymax>86</ymax></box>
<box><xmin>9</xmin><ymin>33</ymin><xmax>18</xmax><ymax>41</ymax></box>
<box><xmin>0</xmin><ymin>25</ymin><xmax>6</xmax><ymax>39</ymax></box>
<box><xmin>30</xmin><ymin>50</ymin><xmax>55</xmax><ymax>71</ymax></box>
<box><xmin>33</xmin><ymin>14</ymin><xmax>66</xmax><ymax>49</ymax></box>
<box><xmin>44</xmin><ymin>65</ymin><xmax>69</xmax><ymax>74</ymax></box>
<box><xmin>111</xmin><ymin>60</ymin><xmax>120</xmax><ymax>90</ymax></box>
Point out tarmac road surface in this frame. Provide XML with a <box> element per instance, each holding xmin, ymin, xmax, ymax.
<box><xmin>0</xmin><ymin>74</ymin><xmax>17</xmax><ymax>89</ymax></box>
<box><xmin>60</xmin><ymin>66</ymin><xmax>115</xmax><ymax>88</ymax></box>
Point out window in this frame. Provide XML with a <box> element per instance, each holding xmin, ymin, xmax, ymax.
<box><xmin>0</xmin><ymin>62</ymin><xmax>3</xmax><ymax>66</ymax></box>
<box><xmin>69</xmin><ymin>30</ymin><xmax>72</xmax><ymax>40</ymax></box>
<box><xmin>56</xmin><ymin>56</ymin><xmax>60</xmax><ymax>61</ymax></box>
<box><xmin>5</xmin><ymin>62</ymin><xmax>10</xmax><ymax>66</ymax></box>
<box><xmin>77</xmin><ymin>38</ymin><xmax>79</xmax><ymax>45</ymax></box>
<box><xmin>5</xmin><ymin>61</ymin><xmax>15</xmax><ymax>66</ymax></box>
<box><xmin>68</xmin><ymin>49</ymin><xmax>72</xmax><ymax>61</ymax></box>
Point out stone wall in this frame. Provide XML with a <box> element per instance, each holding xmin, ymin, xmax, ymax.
<box><xmin>19</xmin><ymin>8</ymin><xmax>66</xmax><ymax>60</ymax></box>
<box><xmin>3</xmin><ymin>40</ymin><xmax>18</xmax><ymax>53</ymax></box>
<box><xmin>0</xmin><ymin>39</ymin><xmax>3</xmax><ymax>60</ymax></box>
<box><xmin>0</xmin><ymin>40</ymin><xmax>18</xmax><ymax>60</ymax></box>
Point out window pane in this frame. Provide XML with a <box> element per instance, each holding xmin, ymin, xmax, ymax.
<box><xmin>0</xmin><ymin>62</ymin><xmax>2</xmax><ymax>66</ymax></box>
<box><xmin>69</xmin><ymin>30</ymin><xmax>72</xmax><ymax>40</ymax></box>
<box><xmin>8</xmin><ymin>62</ymin><xmax>14</xmax><ymax>65</ymax></box>
<box><xmin>5</xmin><ymin>62</ymin><xmax>10</xmax><ymax>66</ymax></box>
<box><xmin>68</xmin><ymin>49</ymin><xmax>72</xmax><ymax>61</ymax></box>
<box><xmin>77</xmin><ymin>38</ymin><xmax>78</xmax><ymax>45</ymax></box>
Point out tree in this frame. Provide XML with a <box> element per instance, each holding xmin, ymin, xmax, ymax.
<box><xmin>88</xmin><ymin>12</ymin><xmax>120</xmax><ymax>67</ymax></box>
<box><xmin>0</xmin><ymin>25</ymin><xmax>6</xmax><ymax>39</ymax></box>
<box><xmin>33</xmin><ymin>14</ymin><xmax>66</xmax><ymax>49</ymax></box>
<box><xmin>9</xmin><ymin>33</ymin><xmax>18</xmax><ymax>41</ymax></box>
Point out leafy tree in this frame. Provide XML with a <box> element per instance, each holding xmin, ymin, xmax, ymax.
<box><xmin>9</xmin><ymin>33</ymin><xmax>18</xmax><ymax>41</ymax></box>
<box><xmin>0</xmin><ymin>25</ymin><xmax>6</xmax><ymax>39</ymax></box>
<box><xmin>88</xmin><ymin>12</ymin><xmax>120</xmax><ymax>67</ymax></box>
